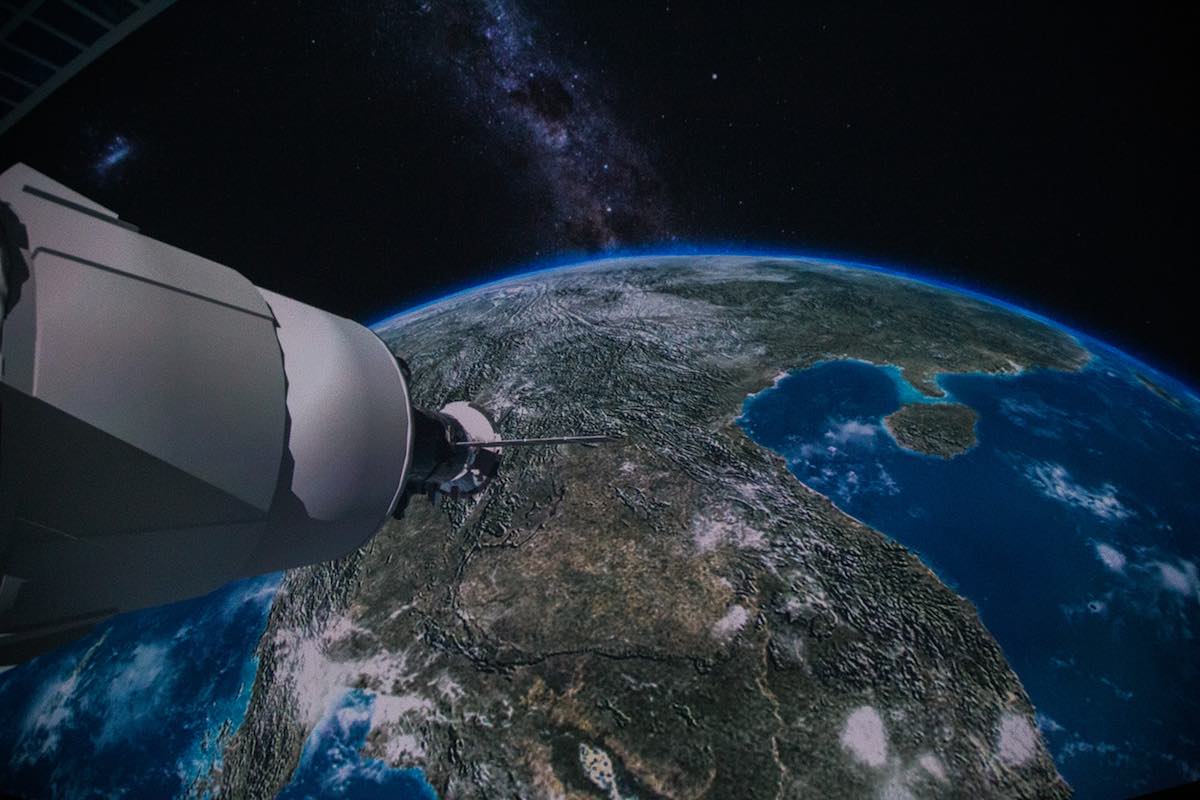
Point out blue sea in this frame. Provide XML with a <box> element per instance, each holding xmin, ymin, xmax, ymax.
<box><xmin>277</xmin><ymin>689</ymin><xmax>437</xmax><ymax>800</ymax></box>
<box><xmin>737</xmin><ymin>343</ymin><xmax>1200</xmax><ymax>798</ymax></box>
<box><xmin>0</xmin><ymin>577</ymin><xmax>440</xmax><ymax>800</ymax></box>
<box><xmin>0</xmin><ymin>575</ymin><xmax>280</xmax><ymax>799</ymax></box>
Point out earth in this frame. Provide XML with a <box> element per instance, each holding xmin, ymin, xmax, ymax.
<box><xmin>1</xmin><ymin>255</ymin><xmax>1198</xmax><ymax>799</ymax></box>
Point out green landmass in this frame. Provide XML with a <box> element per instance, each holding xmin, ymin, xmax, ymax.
<box><xmin>884</xmin><ymin>402</ymin><xmax>979</xmax><ymax>458</ymax></box>
<box><xmin>206</xmin><ymin>256</ymin><xmax>1083</xmax><ymax>799</ymax></box>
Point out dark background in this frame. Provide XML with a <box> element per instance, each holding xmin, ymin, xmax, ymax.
<box><xmin>3</xmin><ymin>1</ymin><xmax>1196</xmax><ymax>381</ymax></box>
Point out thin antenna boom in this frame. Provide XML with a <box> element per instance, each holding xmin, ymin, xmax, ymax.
<box><xmin>453</xmin><ymin>435</ymin><xmax>621</xmax><ymax>448</ymax></box>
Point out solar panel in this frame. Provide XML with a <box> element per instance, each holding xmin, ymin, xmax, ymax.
<box><xmin>0</xmin><ymin>0</ymin><xmax>176</xmax><ymax>136</ymax></box>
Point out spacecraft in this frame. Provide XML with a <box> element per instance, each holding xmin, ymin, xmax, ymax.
<box><xmin>0</xmin><ymin>163</ymin><xmax>612</xmax><ymax>665</ymax></box>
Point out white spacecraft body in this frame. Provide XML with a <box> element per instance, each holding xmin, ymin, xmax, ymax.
<box><xmin>431</xmin><ymin>401</ymin><xmax>501</xmax><ymax>498</ymax></box>
<box><xmin>0</xmin><ymin>163</ymin><xmax>423</xmax><ymax>664</ymax></box>
<box><xmin>0</xmin><ymin>163</ymin><xmax>614</xmax><ymax>666</ymax></box>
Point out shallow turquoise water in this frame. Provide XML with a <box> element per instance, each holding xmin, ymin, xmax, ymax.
<box><xmin>738</xmin><ymin>348</ymin><xmax>1200</xmax><ymax>798</ymax></box>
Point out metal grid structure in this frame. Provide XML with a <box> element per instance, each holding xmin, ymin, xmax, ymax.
<box><xmin>0</xmin><ymin>0</ymin><xmax>176</xmax><ymax>136</ymax></box>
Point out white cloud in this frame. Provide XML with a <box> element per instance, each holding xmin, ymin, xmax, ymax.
<box><xmin>1035</xmin><ymin>712</ymin><xmax>1064</xmax><ymax>734</ymax></box>
<box><xmin>879</xmin><ymin>777</ymin><xmax>915</xmax><ymax>800</ymax></box>
<box><xmin>691</xmin><ymin>509</ymin><xmax>766</xmax><ymax>553</ymax></box>
<box><xmin>1100</xmin><ymin>677</ymin><xmax>1134</xmax><ymax>701</ymax></box>
<box><xmin>711</xmin><ymin>605</ymin><xmax>749</xmax><ymax>642</ymax></box>
<box><xmin>371</xmin><ymin>692</ymin><xmax>434</xmax><ymax>724</ymax></box>
<box><xmin>272</xmin><ymin>616</ymin><xmax>423</xmax><ymax>728</ymax></box>
<box><xmin>918</xmin><ymin>753</ymin><xmax>948</xmax><ymax>782</ymax></box>
<box><xmin>995</xmin><ymin>713</ymin><xmax>1037</xmax><ymax>767</ymax></box>
<box><xmin>1025</xmin><ymin>462</ymin><xmax>1132</xmax><ymax>521</ymax></box>
<box><xmin>97</xmin><ymin>643</ymin><xmax>172</xmax><ymax>747</ymax></box>
<box><xmin>382</xmin><ymin>732</ymin><xmax>425</xmax><ymax>762</ymax></box>
<box><xmin>1059</xmin><ymin>738</ymin><xmax>1121</xmax><ymax>759</ymax></box>
<box><xmin>17</xmin><ymin>669</ymin><xmax>80</xmax><ymax>762</ymax></box>
<box><xmin>840</xmin><ymin>705</ymin><xmax>888</xmax><ymax>768</ymax></box>
<box><xmin>333</xmin><ymin>702</ymin><xmax>372</xmax><ymax>732</ymax></box>
<box><xmin>223</xmin><ymin>576</ymin><xmax>280</xmax><ymax>616</ymax></box>
<box><xmin>1094</xmin><ymin>542</ymin><xmax>1127</xmax><ymax>572</ymax></box>
<box><xmin>825</xmin><ymin>419</ymin><xmax>879</xmax><ymax>444</ymax></box>
<box><xmin>268</xmin><ymin>612</ymin><xmax>447</xmax><ymax>778</ymax></box>
<box><xmin>1150</xmin><ymin>559</ymin><xmax>1200</xmax><ymax>601</ymax></box>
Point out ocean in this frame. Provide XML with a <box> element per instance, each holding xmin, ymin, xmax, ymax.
<box><xmin>737</xmin><ymin>349</ymin><xmax>1200</xmax><ymax>797</ymax></box>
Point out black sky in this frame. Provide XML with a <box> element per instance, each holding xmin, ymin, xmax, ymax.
<box><xmin>3</xmin><ymin>1</ymin><xmax>1196</xmax><ymax>381</ymax></box>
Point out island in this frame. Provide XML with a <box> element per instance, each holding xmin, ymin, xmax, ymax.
<box><xmin>884</xmin><ymin>402</ymin><xmax>979</xmax><ymax>458</ymax></box>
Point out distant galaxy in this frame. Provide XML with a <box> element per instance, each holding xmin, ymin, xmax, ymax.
<box><xmin>379</xmin><ymin>0</ymin><xmax>677</xmax><ymax>252</ymax></box>
<box><xmin>91</xmin><ymin>133</ymin><xmax>134</xmax><ymax>181</ymax></box>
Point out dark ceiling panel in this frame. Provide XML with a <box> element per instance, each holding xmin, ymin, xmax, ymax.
<box><xmin>0</xmin><ymin>0</ymin><xmax>176</xmax><ymax>135</ymax></box>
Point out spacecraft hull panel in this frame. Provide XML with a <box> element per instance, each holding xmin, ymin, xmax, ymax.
<box><xmin>0</xmin><ymin>166</ymin><xmax>287</xmax><ymax>512</ymax></box>
<box><xmin>0</xmin><ymin>163</ymin><xmax>414</xmax><ymax>664</ymax></box>
<box><xmin>250</xmin><ymin>289</ymin><xmax>411</xmax><ymax>573</ymax></box>
<box><xmin>0</xmin><ymin>164</ymin><xmax>120</xmax><ymax>220</ymax></box>
<box><xmin>25</xmin><ymin>250</ymin><xmax>286</xmax><ymax>510</ymax></box>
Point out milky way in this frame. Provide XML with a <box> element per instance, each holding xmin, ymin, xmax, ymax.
<box><xmin>378</xmin><ymin>0</ymin><xmax>678</xmax><ymax>252</ymax></box>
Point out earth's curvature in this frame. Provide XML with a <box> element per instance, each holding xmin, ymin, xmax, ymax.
<box><xmin>215</xmin><ymin>254</ymin><xmax>1108</xmax><ymax>798</ymax></box>
<box><xmin>3</xmin><ymin>255</ymin><xmax>1198</xmax><ymax>799</ymax></box>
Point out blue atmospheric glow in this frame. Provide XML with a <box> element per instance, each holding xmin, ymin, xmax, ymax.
<box><xmin>367</xmin><ymin>246</ymin><xmax>1198</xmax><ymax>401</ymax></box>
